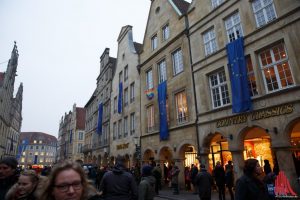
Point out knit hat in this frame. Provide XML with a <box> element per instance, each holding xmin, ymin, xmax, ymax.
<box><xmin>200</xmin><ymin>164</ymin><xmax>206</xmax><ymax>169</ymax></box>
<box><xmin>0</xmin><ymin>157</ymin><xmax>18</xmax><ymax>169</ymax></box>
<box><xmin>142</xmin><ymin>165</ymin><xmax>153</xmax><ymax>176</ymax></box>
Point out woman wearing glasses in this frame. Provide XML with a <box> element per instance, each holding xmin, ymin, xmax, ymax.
<box><xmin>40</xmin><ymin>161</ymin><xmax>102</xmax><ymax>200</ymax></box>
<box><xmin>5</xmin><ymin>169</ymin><xmax>46</xmax><ymax>200</ymax></box>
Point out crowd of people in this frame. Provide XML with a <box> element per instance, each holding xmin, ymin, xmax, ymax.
<box><xmin>0</xmin><ymin>155</ymin><xmax>283</xmax><ymax>200</ymax></box>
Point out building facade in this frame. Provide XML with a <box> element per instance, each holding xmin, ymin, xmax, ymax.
<box><xmin>188</xmin><ymin>0</ymin><xmax>300</xmax><ymax>193</ymax></box>
<box><xmin>83</xmin><ymin>48</ymin><xmax>116</xmax><ymax>166</ymax></box>
<box><xmin>139</xmin><ymin>0</ymin><xmax>198</xmax><ymax>186</ymax></box>
<box><xmin>58</xmin><ymin>104</ymin><xmax>86</xmax><ymax>162</ymax></box>
<box><xmin>17</xmin><ymin>132</ymin><xmax>57</xmax><ymax>168</ymax></box>
<box><xmin>0</xmin><ymin>42</ymin><xmax>23</xmax><ymax>159</ymax></box>
<box><xmin>109</xmin><ymin>25</ymin><xmax>142</xmax><ymax>168</ymax></box>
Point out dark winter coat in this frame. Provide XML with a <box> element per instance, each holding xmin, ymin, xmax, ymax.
<box><xmin>138</xmin><ymin>176</ymin><xmax>156</xmax><ymax>200</ymax></box>
<box><xmin>213</xmin><ymin>165</ymin><xmax>225</xmax><ymax>186</ymax></box>
<box><xmin>235</xmin><ymin>174</ymin><xmax>270</xmax><ymax>200</ymax></box>
<box><xmin>99</xmin><ymin>165</ymin><xmax>138</xmax><ymax>200</ymax></box>
<box><xmin>0</xmin><ymin>174</ymin><xmax>19</xmax><ymax>200</ymax></box>
<box><xmin>195</xmin><ymin>169</ymin><xmax>213</xmax><ymax>199</ymax></box>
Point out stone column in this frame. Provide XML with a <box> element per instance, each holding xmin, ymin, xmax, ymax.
<box><xmin>198</xmin><ymin>147</ymin><xmax>210</xmax><ymax>168</ymax></box>
<box><xmin>274</xmin><ymin>147</ymin><xmax>300</xmax><ymax>194</ymax></box>
<box><xmin>231</xmin><ymin>150</ymin><xmax>244</xmax><ymax>181</ymax></box>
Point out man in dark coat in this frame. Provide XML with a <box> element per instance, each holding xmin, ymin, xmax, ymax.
<box><xmin>195</xmin><ymin>164</ymin><xmax>213</xmax><ymax>200</ymax></box>
<box><xmin>190</xmin><ymin>164</ymin><xmax>199</xmax><ymax>194</ymax></box>
<box><xmin>0</xmin><ymin>157</ymin><xmax>19</xmax><ymax>200</ymax></box>
<box><xmin>99</xmin><ymin>155</ymin><xmax>138</xmax><ymax>200</ymax></box>
<box><xmin>213</xmin><ymin>161</ymin><xmax>226</xmax><ymax>200</ymax></box>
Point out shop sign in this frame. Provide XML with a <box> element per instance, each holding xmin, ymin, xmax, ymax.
<box><xmin>216</xmin><ymin>104</ymin><xmax>293</xmax><ymax>128</ymax></box>
<box><xmin>116</xmin><ymin>143</ymin><xmax>129</xmax><ymax>150</ymax></box>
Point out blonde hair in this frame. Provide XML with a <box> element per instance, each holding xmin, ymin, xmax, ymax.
<box><xmin>20</xmin><ymin>169</ymin><xmax>39</xmax><ymax>184</ymax></box>
<box><xmin>39</xmin><ymin>161</ymin><xmax>96</xmax><ymax>200</ymax></box>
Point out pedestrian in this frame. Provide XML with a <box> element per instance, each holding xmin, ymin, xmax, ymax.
<box><xmin>195</xmin><ymin>164</ymin><xmax>213</xmax><ymax>200</ymax></box>
<box><xmin>99</xmin><ymin>155</ymin><xmax>138</xmax><ymax>200</ymax></box>
<box><xmin>263</xmin><ymin>160</ymin><xmax>272</xmax><ymax>176</ymax></box>
<box><xmin>213</xmin><ymin>161</ymin><xmax>226</xmax><ymax>200</ymax></box>
<box><xmin>138</xmin><ymin>165</ymin><xmax>156</xmax><ymax>200</ymax></box>
<box><xmin>152</xmin><ymin>164</ymin><xmax>162</xmax><ymax>195</ymax></box>
<box><xmin>5</xmin><ymin>169</ymin><xmax>47</xmax><ymax>200</ymax></box>
<box><xmin>0</xmin><ymin>157</ymin><xmax>19</xmax><ymax>200</ymax></box>
<box><xmin>39</xmin><ymin>160</ymin><xmax>102</xmax><ymax>200</ymax></box>
<box><xmin>235</xmin><ymin>158</ymin><xmax>270</xmax><ymax>200</ymax></box>
<box><xmin>95</xmin><ymin>166</ymin><xmax>107</xmax><ymax>190</ymax></box>
<box><xmin>225</xmin><ymin>161</ymin><xmax>234</xmax><ymax>200</ymax></box>
<box><xmin>184</xmin><ymin>166</ymin><xmax>191</xmax><ymax>191</ymax></box>
<box><xmin>170</xmin><ymin>163</ymin><xmax>180</xmax><ymax>195</ymax></box>
<box><xmin>190</xmin><ymin>164</ymin><xmax>199</xmax><ymax>194</ymax></box>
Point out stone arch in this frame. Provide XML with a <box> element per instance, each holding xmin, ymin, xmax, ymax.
<box><xmin>142</xmin><ymin>148</ymin><xmax>155</xmax><ymax>164</ymax></box>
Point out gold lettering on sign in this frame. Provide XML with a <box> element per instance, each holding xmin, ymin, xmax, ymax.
<box><xmin>216</xmin><ymin>104</ymin><xmax>293</xmax><ymax>128</ymax></box>
<box><xmin>116</xmin><ymin>143</ymin><xmax>129</xmax><ymax>150</ymax></box>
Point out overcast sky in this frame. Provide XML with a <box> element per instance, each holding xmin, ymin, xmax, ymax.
<box><xmin>0</xmin><ymin>0</ymin><xmax>151</xmax><ymax>137</ymax></box>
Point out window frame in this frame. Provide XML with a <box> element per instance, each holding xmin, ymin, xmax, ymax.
<box><xmin>175</xmin><ymin>91</ymin><xmax>188</xmax><ymax>124</ymax></box>
<box><xmin>146</xmin><ymin>105</ymin><xmax>155</xmax><ymax>132</ymax></box>
<box><xmin>146</xmin><ymin>69</ymin><xmax>154</xmax><ymax>90</ymax></box>
<box><xmin>130</xmin><ymin>82</ymin><xmax>135</xmax><ymax>103</ymax></box>
<box><xmin>209</xmin><ymin>69</ymin><xmax>230</xmax><ymax>108</ymax></box>
<box><xmin>252</xmin><ymin>0</ymin><xmax>277</xmax><ymax>28</ymax></box>
<box><xmin>225</xmin><ymin>12</ymin><xmax>243</xmax><ymax>43</ymax></box>
<box><xmin>203</xmin><ymin>28</ymin><xmax>218</xmax><ymax>56</ymax></box>
<box><xmin>151</xmin><ymin>34</ymin><xmax>158</xmax><ymax>50</ymax></box>
<box><xmin>158</xmin><ymin>59</ymin><xmax>167</xmax><ymax>83</ymax></box>
<box><xmin>162</xmin><ymin>24</ymin><xmax>170</xmax><ymax>41</ymax></box>
<box><xmin>172</xmin><ymin>48</ymin><xmax>184</xmax><ymax>75</ymax></box>
<box><xmin>130</xmin><ymin>112</ymin><xmax>135</xmax><ymax>135</ymax></box>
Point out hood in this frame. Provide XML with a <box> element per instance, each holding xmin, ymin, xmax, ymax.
<box><xmin>112</xmin><ymin>163</ymin><xmax>126</xmax><ymax>174</ymax></box>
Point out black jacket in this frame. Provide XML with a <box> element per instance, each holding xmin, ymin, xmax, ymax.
<box><xmin>235</xmin><ymin>175</ymin><xmax>270</xmax><ymax>200</ymax></box>
<box><xmin>99</xmin><ymin>165</ymin><xmax>138</xmax><ymax>200</ymax></box>
<box><xmin>0</xmin><ymin>174</ymin><xmax>19</xmax><ymax>200</ymax></box>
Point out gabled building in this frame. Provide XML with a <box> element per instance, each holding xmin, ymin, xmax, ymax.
<box><xmin>58</xmin><ymin>104</ymin><xmax>86</xmax><ymax>162</ymax></box>
<box><xmin>188</xmin><ymin>0</ymin><xmax>300</xmax><ymax>192</ymax></box>
<box><xmin>109</xmin><ymin>25</ymin><xmax>142</xmax><ymax>168</ymax></box>
<box><xmin>84</xmin><ymin>48</ymin><xmax>116</xmax><ymax>166</ymax></box>
<box><xmin>138</xmin><ymin>0</ymin><xmax>197</xmax><ymax>186</ymax></box>
<box><xmin>0</xmin><ymin>42</ymin><xmax>23</xmax><ymax>158</ymax></box>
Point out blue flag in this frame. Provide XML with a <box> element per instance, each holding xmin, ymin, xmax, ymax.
<box><xmin>16</xmin><ymin>139</ymin><xmax>29</xmax><ymax>160</ymax></box>
<box><xmin>158</xmin><ymin>81</ymin><xmax>168</xmax><ymax>140</ymax></box>
<box><xmin>226</xmin><ymin>37</ymin><xmax>252</xmax><ymax>113</ymax></box>
<box><xmin>118</xmin><ymin>82</ymin><xmax>123</xmax><ymax>113</ymax></box>
<box><xmin>97</xmin><ymin>103</ymin><xmax>103</xmax><ymax>135</ymax></box>
<box><xmin>34</xmin><ymin>155</ymin><xmax>38</xmax><ymax>164</ymax></box>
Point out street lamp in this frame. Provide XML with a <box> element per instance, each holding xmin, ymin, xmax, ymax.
<box><xmin>133</xmin><ymin>136</ymin><xmax>141</xmax><ymax>161</ymax></box>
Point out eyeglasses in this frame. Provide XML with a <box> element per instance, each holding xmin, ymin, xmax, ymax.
<box><xmin>54</xmin><ymin>181</ymin><xmax>82</xmax><ymax>192</ymax></box>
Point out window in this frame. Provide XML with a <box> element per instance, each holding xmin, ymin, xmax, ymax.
<box><xmin>118</xmin><ymin>120</ymin><xmax>122</xmax><ymax>139</ymax></box>
<box><xmin>124</xmin><ymin>116</ymin><xmax>128</xmax><ymax>137</ymax></box>
<box><xmin>252</xmin><ymin>0</ymin><xmax>277</xmax><ymax>28</ymax></box>
<box><xmin>113</xmin><ymin>97</ymin><xmax>117</xmax><ymax>113</ymax></box>
<box><xmin>113</xmin><ymin>122</ymin><xmax>117</xmax><ymax>140</ymax></box>
<box><xmin>162</xmin><ymin>24</ymin><xmax>170</xmax><ymax>41</ymax></box>
<box><xmin>259</xmin><ymin>43</ymin><xmax>294</xmax><ymax>93</ymax></box>
<box><xmin>146</xmin><ymin>69</ymin><xmax>154</xmax><ymax>90</ymax></box>
<box><xmin>130</xmin><ymin>82</ymin><xmax>135</xmax><ymax>103</ymax></box>
<box><xmin>124</xmin><ymin>88</ymin><xmax>128</xmax><ymax>106</ymax></box>
<box><xmin>172</xmin><ymin>48</ymin><xmax>184</xmax><ymax>75</ymax></box>
<box><xmin>124</xmin><ymin>65</ymin><xmax>128</xmax><ymax>81</ymax></box>
<box><xmin>119</xmin><ymin>71</ymin><xmax>123</xmax><ymax>83</ymax></box>
<box><xmin>34</xmin><ymin>140</ymin><xmax>37</xmax><ymax>144</ymax></box>
<box><xmin>203</xmin><ymin>28</ymin><xmax>218</xmax><ymax>56</ymax></box>
<box><xmin>158</xmin><ymin>59</ymin><xmax>167</xmax><ymax>83</ymax></box>
<box><xmin>209</xmin><ymin>70</ymin><xmax>230</xmax><ymax>108</ymax></box>
<box><xmin>225</xmin><ymin>12</ymin><xmax>243</xmax><ymax>42</ymax></box>
<box><xmin>39</xmin><ymin>140</ymin><xmax>42</xmax><ymax>144</ymax></box>
<box><xmin>77</xmin><ymin>143</ymin><xmax>83</xmax><ymax>153</ymax></box>
<box><xmin>246</xmin><ymin>56</ymin><xmax>258</xmax><ymax>96</ymax></box>
<box><xmin>78</xmin><ymin>132</ymin><xmax>84</xmax><ymax>140</ymax></box>
<box><xmin>147</xmin><ymin>105</ymin><xmax>155</xmax><ymax>132</ymax></box>
<box><xmin>130</xmin><ymin>113</ymin><xmax>135</xmax><ymax>135</ymax></box>
<box><xmin>175</xmin><ymin>91</ymin><xmax>188</xmax><ymax>124</ymax></box>
<box><xmin>211</xmin><ymin>0</ymin><xmax>224</xmax><ymax>9</ymax></box>
<box><xmin>151</xmin><ymin>34</ymin><xmax>158</xmax><ymax>50</ymax></box>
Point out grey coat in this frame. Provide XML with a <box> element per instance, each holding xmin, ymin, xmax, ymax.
<box><xmin>138</xmin><ymin>176</ymin><xmax>156</xmax><ymax>200</ymax></box>
<box><xmin>195</xmin><ymin>169</ymin><xmax>213</xmax><ymax>199</ymax></box>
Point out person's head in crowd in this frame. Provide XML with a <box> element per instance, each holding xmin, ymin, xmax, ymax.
<box><xmin>200</xmin><ymin>164</ymin><xmax>206</xmax><ymax>170</ymax></box>
<box><xmin>115</xmin><ymin>155</ymin><xmax>126</xmax><ymax>169</ymax></box>
<box><xmin>17</xmin><ymin>170</ymin><xmax>39</xmax><ymax>197</ymax></box>
<box><xmin>40</xmin><ymin>160</ymin><xmax>96</xmax><ymax>200</ymax></box>
<box><xmin>243</xmin><ymin>158</ymin><xmax>263</xmax><ymax>177</ymax></box>
<box><xmin>0</xmin><ymin>157</ymin><xmax>18</xmax><ymax>179</ymax></box>
<box><xmin>142</xmin><ymin>165</ymin><xmax>153</xmax><ymax>177</ymax></box>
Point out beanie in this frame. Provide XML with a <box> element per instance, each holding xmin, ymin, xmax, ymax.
<box><xmin>0</xmin><ymin>157</ymin><xmax>18</xmax><ymax>169</ymax></box>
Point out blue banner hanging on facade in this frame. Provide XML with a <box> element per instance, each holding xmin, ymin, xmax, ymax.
<box><xmin>226</xmin><ymin>37</ymin><xmax>252</xmax><ymax>113</ymax></box>
<box><xmin>16</xmin><ymin>139</ymin><xmax>29</xmax><ymax>160</ymax></box>
<box><xmin>34</xmin><ymin>155</ymin><xmax>38</xmax><ymax>164</ymax></box>
<box><xmin>118</xmin><ymin>82</ymin><xmax>123</xmax><ymax>113</ymax></box>
<box><xmin>97</xmin><ymin>103</ymin><xmax>103</xmax><ymax>135</ymax></box>
<box><xmin>157</xmin><ymin>81</ymin><xmax>169</xmax><ymax>140</ymax></box>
